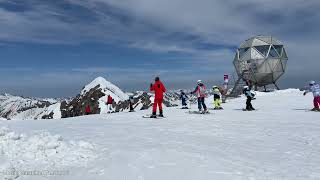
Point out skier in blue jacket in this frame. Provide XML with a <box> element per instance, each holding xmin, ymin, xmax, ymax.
<box><xmin>180</xmin><ymin>90</ymin><xmax>188</xmax><ymax>109</ymax></box>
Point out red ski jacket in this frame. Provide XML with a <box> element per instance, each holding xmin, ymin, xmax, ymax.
<box><xmin>107</xmin><ymin>95</ymin><xmax>113</xmax><ymax>104</ymax></box>
<box><xmin>150</xmin><ymin>80</ymin><xmax>166</xmax><ymax>100</ymax></box>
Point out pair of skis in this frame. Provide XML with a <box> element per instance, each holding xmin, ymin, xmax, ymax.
<box><xmin>142</xmin><ymin>115</ymin><xmax>166</xmax><ymax>119</ymax></box>
<box><xmin>188</xmin><ymin>95</ymin><xmax>210</xmax><ymax>115</ymax></box>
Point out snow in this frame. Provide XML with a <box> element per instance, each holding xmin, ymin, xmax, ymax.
<box><xmin>0</xmin><ymin>127</ymin><xmax>96</xmax><ymax>180</ymax></box>
<box><xmin>81</xmin><ymin>77</ymin><xmax>129</xmax><ymax>103</ymax></box>
<box><xmin>0</xmin><ymin>89</ymin><xmax>319</xmax><ymax>179</ymax></box>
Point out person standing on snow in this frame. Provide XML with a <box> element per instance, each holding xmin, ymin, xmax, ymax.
<box><xmin>180</xmin><ymin>90</ymin><xmax>189</xmax><ymax>109</ymax></box>
<box><xmin>212</xmin><ymin>86</ymin><xmax>223</xmax><ymax>110</ymax></box>
<box><xmin>303</xmin><ymin>80</ymin><xmax>320</xmax><ymax>111</ymax></box>
<box><xmin>191</xmin><ymin>80</ymin><xmax>208</xmax><ymax>113</ymax></box>
<box><xmin>129</xmin><ymin>96</ymin><xmax>135</xmax><ymax>112</ymax></box>
<box><xmin>106</xmin><ymin>95</ymin><xmax>114</xmax><ymax>113</ymax></box>
<box><xmin>243</xmin><ymin>86</ymin><xmax>255</xmax><ymax>111</ymax></box>
<box><xmin>150</xmin><ymin>77</ymin><xmax>166</xmax><ymax>118</ymax></box>
<box><xmin>85</xmin><ymin>104</ymin><xmax>91</xmax><ymax>115</ymax></box>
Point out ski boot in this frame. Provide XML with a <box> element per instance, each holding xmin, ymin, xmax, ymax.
<box><xmin>311</xmin><ymin>108</ymin><xmax>320</xmax><ymax>112</ymax></box>
<box><xmin>158</xmin><ymin>110</ymin><xmax>164</xmax><ymax>117</ymax></box>
<box><xmin>202</xmin><ymin>109</ymin><xmax>209</xmax><ymax>114</ymax></box>
<box><xmin>150</xmin><ymin>112</ymin><xmax>157</xmax><ymax>118</ymax></box>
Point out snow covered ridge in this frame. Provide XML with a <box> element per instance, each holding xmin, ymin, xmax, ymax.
<box><xmin>81</xmin><ymin>76</ymin><xmax>129</xmax><ymax>103</ymax></box>
<box><xmin>0</xmin><ymin>127</ymin><xmax>96</xmax><ymax>179</ymax></box>
<box><xmin>0</xmin><ymin>94</ymin><xmax>61</xmax><ymax>120</ymax></box>
<box><xmin>61</xmin><ymin>77</ymin><xmax>129</xmax><ymax>118</ymax></box>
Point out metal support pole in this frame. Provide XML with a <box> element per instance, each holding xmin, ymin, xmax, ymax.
<box><xmin>273</xmin><ymin>83</ymin><xmax>280</xmax><ymax>90</ymax></box>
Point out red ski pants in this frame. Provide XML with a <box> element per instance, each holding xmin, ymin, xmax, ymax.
<box><xmin>153</xmin><ymin>99</ymin><xmax>163</xmax><ymax>113</ymax></box>
<box><xmin>314</xmin><ymin>96</ymin><xmax>320</xmax><ymax>108</ymax></box>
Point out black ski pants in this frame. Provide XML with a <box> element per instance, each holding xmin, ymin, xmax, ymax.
<box><xmin>246</xmin><ymin>96</ymin><xmax>253</xmax><ymax>110</ymax></box>
<box><xmin>198</xmin><ymin>97</ymin><xmax>207</xmax><ymax>111</ymax></box>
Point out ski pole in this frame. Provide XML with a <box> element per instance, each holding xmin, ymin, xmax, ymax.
<box><xmin>189</xmin><ymin>94</ymin><xmax>193</xmax><ymax>110</ymax></box>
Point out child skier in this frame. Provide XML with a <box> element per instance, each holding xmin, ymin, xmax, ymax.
<box><xmin>243</xmin><ymin>86</ymin><xmax>255</xmax><ymax>111</ymax></box>
<box><xmin>212</xmin><ymin>86</ymin><xmax>223</xmax><ymax>110</ymax></box>
<box><xmin>191</xmin><ymin>80</ymin><xmax>208</xmax><ymax>113</ymax></box>
<box><xmin>180</xmin><ymin>90</ymin><xmax>189</xmax><ymax>109</ymax></box>
<box><xmin>150</xmin><ymin>77</ymin><xmax>166</xmax><ymax>118</ymax></box>
<box><xmin>303</xmin><ymin>80</ymin><xmax>320</xmax><ymax>111</ymax></box>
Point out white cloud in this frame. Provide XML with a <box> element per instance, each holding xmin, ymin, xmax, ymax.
<box><xmin>0</xmin><ymin>0</ymin><xmax>319</xmax><ymax>96</ymax></box>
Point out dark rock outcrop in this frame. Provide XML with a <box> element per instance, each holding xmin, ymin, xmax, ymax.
<box><xmin>41</xmin><ymin>112</ymin><xmax>54</xmax><ymax>119</ymax></box>
<box><xmin>115</xmin><ymin>92</ymin><xmax>178</xmax><ymax>112</ymax></box>
<box><xmin>115</xmin><ymin>92</ymin><xmax>152</xmax><ymax>112</ymax></box>
<box><xmin>61</xmin><ymin>85</ymin><xmax>105</xmax><ymax>118</ymax></box>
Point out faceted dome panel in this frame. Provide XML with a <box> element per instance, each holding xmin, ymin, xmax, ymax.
<box><xmin>233</xmin><ymin>36</ymin><xmax>288</xmax><ymax>86</ymax></box>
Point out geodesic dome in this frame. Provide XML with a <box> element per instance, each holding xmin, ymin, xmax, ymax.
<box><xmin>233</xmin><ymin>36</ymin><xmax>288</xmax><ymax>86</ymax></box>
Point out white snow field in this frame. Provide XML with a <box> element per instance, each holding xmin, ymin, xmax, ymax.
<box><xmin>0</xmin><ymin>89</ymin><xmax>319</xmax><ymax>180</ymax></box>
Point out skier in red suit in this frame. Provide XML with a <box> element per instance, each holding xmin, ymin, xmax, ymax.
<box><xmin>150</xmin><ymin>77</ymin><xmax>166</xmax><ymax>118</ymax></box>
<box><xmin>85</xmin><ymin>104</ymin><xmax>91</xmax><ymax>115</ymax></box>
<box><xmin>106</xmin><ymin>95</ymin><xmax>114</xmax><ymax>113</ymax></box>
<box><xmin>107</xmin><ymin>95</ymin><xmax>113</xmax><ymax>105</ymax></box>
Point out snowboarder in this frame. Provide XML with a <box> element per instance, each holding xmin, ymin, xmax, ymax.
<box><xmin>106</xmin><ymin>95</ymin><xmax>114</xmax><ymax>113</ymax></box>
<box><xmin>85</xmin><ymin>104</ymin><xmax>91</xmax><ymax>115</ymax></box>
<box><xmin>150</xmin><ymin>77</ymin><xmax>166</xmax><ymax>118</ymax></box>
<box><xmin>303</xmin><ymin>80</ymin><xmax>320</xmax><ymax>111</ymax></box>
<box><xmin>212</xmin><ymin>86</ymin><xmax>223</xmax><ymax>110</ymax></box>
<box><xmin>191</xmin><ymin>80</ymin><xmax>208</xmax><ymax>113</ymax></box>
<box><xmin>180</xmin><ymin>90</ymin><xmax>189</xmax><ymax>109</ymax></box>
<box><xmin>243</xmin><ymin>86</ymin><xmax>255</xmax><ymax>111</ymax></box>
<box><xmin>129</xmin><ymin>96</ymin><xmax>135</xmax><ymax>112</ymax></box>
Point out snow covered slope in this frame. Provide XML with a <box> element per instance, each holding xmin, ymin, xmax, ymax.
<box><xmin>0</xmin><ymin>127</ymin><xmax>96</xmax><ymax>180</ymax></box>
<box><xmin>1</xmin><ymin>89</ymin><xmax>319</xmax><ymax>179</ymax></box>
<box><xmin>0</xmin><ymin>94</ymin><xmax>60</xmax><ymax>120</ymax></box>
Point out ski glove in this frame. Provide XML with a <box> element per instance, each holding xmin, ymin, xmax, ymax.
<box><xmin>158</xmin><ymin>84</ymin><xmax>161</xmax><ymax>88</ymax></box>
<box><xmin>150</xmin><ymin>83</ymin><xmax>153</xmax><ymax>88</ymax></box>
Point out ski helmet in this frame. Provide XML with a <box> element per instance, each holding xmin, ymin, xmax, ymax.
<box><xmin>212</xmin><ymin>86</ymin><xmax>218</xmax><ymax>89</ymax></box>
<box><xmin>309</xmin><ymin>80</ymin><xmax>316</xmax><ymax>86</ymax></box>
<box><xmin>155</xmin><ymin>77</ymin><xmax>160</xmax><ymax>82</ymax></box>
<box><xmin>197</xmin><ymin>80</ymin><xmax>202</xmax><ymax>84</ymax></box>
<box><xmin>243</xmin><ymin>85</ymin><xmax>249</xmax><ymax>89</ymax></box>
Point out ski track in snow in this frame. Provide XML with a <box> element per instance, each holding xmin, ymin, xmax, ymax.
<box><xmin>0</xmin><ymin>89</ymin><xmax>319</xmax><ymax>180</ymax></box>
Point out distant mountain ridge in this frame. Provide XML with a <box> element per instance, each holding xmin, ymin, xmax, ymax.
<box><xmin>0</xmin><ymin>94</ymin><xmax>61</xmax><ymax>120</ymax></box>
<box><xmin>0</xmin><ymin>77</ymin><xmax>180</xmax><ymax>120</ymax></box>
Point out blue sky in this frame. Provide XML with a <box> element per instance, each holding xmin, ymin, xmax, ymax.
<box><xmin>0</xmin><ymin>0</ymin><xmax>319</xmax><ymax>97</ymax></box>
